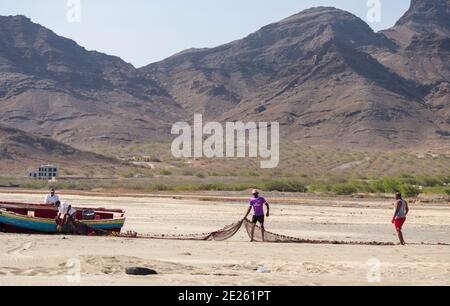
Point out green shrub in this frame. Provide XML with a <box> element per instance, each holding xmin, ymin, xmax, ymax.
<box><xmin>381</xmin><ymin>178</ymin><xmax>401</xmax><ymax>193</ymax></box>
<box><xmin>21</xmin><ymin>181</ymin><xmax>48</xmax><ymax>189</ymax></box>
<box><xmin>246</xmin><ymin>172</ymin><xmax>259</xmax><ymax>177</ymax></box>
<box><xmin>348</xmin><ymin>181</ymin><xmax>372</xmax><ymax>193</ymax></box>
<box><xmin>260</xmin><ymin>181</ymin><xmax>307</xmax><ymax>193</ymax></box>
<box><xmin>415</xmin><ymin>176</ymin><xmax>443</xmax><ymax>187</ymax></box>
<box><xmin>309</xmin><ymin>183</ymin><xmax>331</xmax><ymax>193</ymax></box>
<box><xmin>399</xmin><ymin>184</ymin><xmax>421</xmax><ymax>197</ymax></box>
<box><xmin>148</xmin><ymin>184</ymin><xmax>170</xmax><ymax>191</ymax></box>
<box><xmin>121</xmin><ymin>171</ymin><xmax>137</xmax><ymax>178</ymax></box>
<box><xmin>147</xmin><ymin>156</ymin><xmax>162</xmax><ymax>162</ymax></box>
<box><xmin>182</xmin><ymin>170</ymin><xmax>194</xmax><ymax>176</ymax></box>
<box><xmin>160</xmin><ymin>170</ymin><xmax>173</xmax><ymax>176</ymax></box>
<box><xmin>331</xmin><ymin>183</ymin><xmax>358</xmax><ymax>195</ymax></box>
<box><xmin>369</xmin><ymin>180</ymin><xmax>385</xmax><ymax>193</ymax></box>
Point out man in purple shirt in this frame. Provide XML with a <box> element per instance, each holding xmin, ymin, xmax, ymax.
<box><xmin>243</xmin><ymin>189</ymin><xmax>270</xmax><ymax>242</ymax></box>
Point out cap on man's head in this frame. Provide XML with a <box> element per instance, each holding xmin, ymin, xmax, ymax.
<box><xmin>252</xmin><ymin>189</ymin><xmax>259</xmax><ymax>195</ymax></box>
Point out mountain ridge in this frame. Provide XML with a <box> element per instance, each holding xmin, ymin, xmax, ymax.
<box><xmin>0</xmin><ymin>1</ymin><xmax>448</xmax><ymax>151</ymax></box>
<box><xmin>0</xmin><ymin>124</ymin><xmax>126</xmax><ymax>174</ymax></box>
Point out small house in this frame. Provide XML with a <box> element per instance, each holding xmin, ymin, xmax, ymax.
<box><xmin>28</xmin><ymin>165</ymin><xmax>59</xmax><ymax>180</ymax></box>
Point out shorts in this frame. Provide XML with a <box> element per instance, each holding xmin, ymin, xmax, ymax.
<box><xmin>252</xmin><ymin>215</ymin><xmax>265</xmax><ymax>225</ymax></box>
<box><xmin>394</xmin><ymin>218</ymin><xmax>406</xmax><ymax>231</ymax></box>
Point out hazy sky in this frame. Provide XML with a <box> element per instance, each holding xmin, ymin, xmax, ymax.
<box><xmin>0</xmin><ymin>0</ymin><xmax>411</xmax><ymax>67</ymax></box>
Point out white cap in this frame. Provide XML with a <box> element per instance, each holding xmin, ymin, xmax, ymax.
<box><xmin>252</xmin><ymin>189</ymin><xmax>259</xmax><ymax>194</ymax></box>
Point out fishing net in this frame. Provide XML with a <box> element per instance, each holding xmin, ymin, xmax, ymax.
<box><xmin>208</xmin><ymin>220</ymin><xmax>244</xmax><ymax>241</ymax></box>
<box><xmin>242</xmin><ymin>219</ymin><xmax>395</xmax><ymax>246</ymax></box>
<box><xmin>118</xmin><ymin>219</ymin><xmax>396</xmax><ymax>246</ymax></box>
<box><xmin>121</xmin><ymin>220</ymin><xmax>244</xmax><ymax>241</ymax></box>
<box><xmin>63</xmin><ymin>220</ymin><xmax>113</xmax><ymax>236</ymax></box>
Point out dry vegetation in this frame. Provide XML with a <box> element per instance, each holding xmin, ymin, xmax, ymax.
<box><xmin>2</xmin><ymin>143</ymin><xmax>445</xmax><ymax>196</ymax></box>
<box><xmin>92</xmin><ymin>142</ymin><xmax>450</xmax><ymax>178</ymax></box>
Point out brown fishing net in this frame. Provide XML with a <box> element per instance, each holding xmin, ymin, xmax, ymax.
<box><xmin>242</xmin><ymin>220</ymin><xmax>396</xmax><ymax>245</ymax></box>
<box><xmin>121</xmin><ymin>220</ymin><xmax>244</xmax><ymax>241</ymax></box>
<box><xmin>119</xmin><ymin>219</ymin><xmax>397</xmax><ymax>246</ymax></box>
<box><xmin>60</xmin><ymin>220</ymin><xmax>115</xmax><ymax>236</ymax></box>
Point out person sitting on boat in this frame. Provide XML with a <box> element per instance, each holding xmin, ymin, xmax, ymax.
<box><xmin>55</xmin><ymin>202</ymin><xmax>77</xmax><ymax>231</ymax></box>
<box><xmin>44</xmin><ymin>188</ymin><xmax>60</xmax><ymax>206</ymax></box>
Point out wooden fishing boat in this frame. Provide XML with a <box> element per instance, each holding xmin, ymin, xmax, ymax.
<box><xmin>0</xmin><ymin>201</ymin><xmax>126</xmax><ymax>234</ymax></box>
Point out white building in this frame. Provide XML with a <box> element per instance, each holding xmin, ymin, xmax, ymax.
<box><xmin>28</xmin><ymin>165</ymin><xmax>59</xmax><ymax>180</ymax></box>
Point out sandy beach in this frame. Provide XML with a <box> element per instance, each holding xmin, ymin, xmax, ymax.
<box><xmin>0</xmin><ymin>191</ymin><xmax>449</xmax><ymax>286</ymax></box>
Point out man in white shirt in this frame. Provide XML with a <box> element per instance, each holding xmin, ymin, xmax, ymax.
<box><xmin>44</xmin><ymin>188</ymin><xmax>60</xmax><ymax>205</ymax></box>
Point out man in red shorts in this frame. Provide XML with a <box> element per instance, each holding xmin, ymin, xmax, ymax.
<box><xmin>392</xmin><ymin>192</ymin><xmax>409</xmax><ymax>245</ymax></box>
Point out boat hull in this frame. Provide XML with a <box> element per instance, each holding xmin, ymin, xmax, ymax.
<box><xmin>0</xmin><ymin>210</ymin><xmax>125</xmax><ymax>234</ymax></box>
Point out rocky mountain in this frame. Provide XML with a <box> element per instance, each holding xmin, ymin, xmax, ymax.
<box><xmin>0</xmin><ymin>125</ymin><xmax>123</xmax><ymax>174</ymax></box>
<box><xmin>0</xmin><ymin>0</ymin><xmax>449</xmax><ymax>151</ymax></box>
<box><xmin>143</xmin><ymin>3</ymin><xmax>449</xmax><ymax>149</ymax></box>
<box><xmin>143</xmin><ymin>7</ymin><xmax>396</xmax><ymax>119</ymax></box>
<box><xmin>376</xmin><ymin>0</ymin><xmax>450</xmax><ymax>145</ymax></box>
<box><xmin>0</xmin><ymin>15</ymin><xmax>184</xmax><ymax>147</ymax></box>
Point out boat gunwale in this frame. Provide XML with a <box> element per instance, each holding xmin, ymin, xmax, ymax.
<box><xmin>0</xmin><ymin>201</ymin><xmax>125</xmax><ymax>214</ymax></box>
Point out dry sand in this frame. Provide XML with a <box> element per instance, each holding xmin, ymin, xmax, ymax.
<box><xmin>0</xmin><ymin>191</ymin><xmax>449</xmax><ymax>286</ymax></box>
